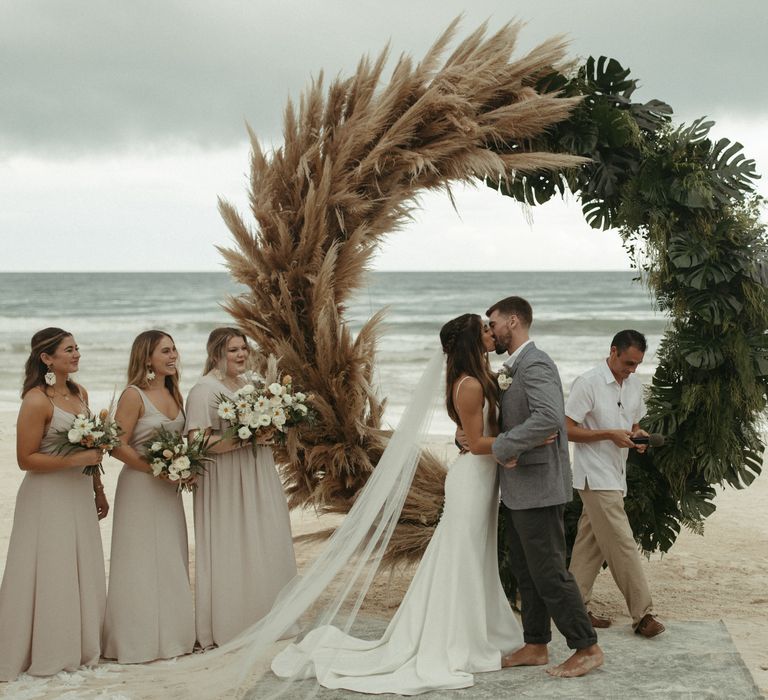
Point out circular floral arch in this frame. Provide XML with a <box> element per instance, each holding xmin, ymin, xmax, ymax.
<box><xmin>218</xmin><ymin>22</ymin><xmax>767</xmax><ymax>565</ymax></box>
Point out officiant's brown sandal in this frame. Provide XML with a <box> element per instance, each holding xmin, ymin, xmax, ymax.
<box><xmin>587</xmin><ymin>611</ymin><xmax>612</xmax><ymax>628</ymax></box>
<box><xmin>635</xmin><ymin>614</ymin><xmax>665</xmax><ymax>638</ymax></box>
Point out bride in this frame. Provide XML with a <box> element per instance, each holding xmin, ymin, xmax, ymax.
<box><xmin>271</xmin><ymin>313</ymin><xmax>525</xmax><ymax>694</ymax></box>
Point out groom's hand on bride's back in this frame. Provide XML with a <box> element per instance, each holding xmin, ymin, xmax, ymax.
<box><xmin>454</xmin><ymin>428</ymin><xmax>470</xmax><ymax>453</ymax></box>
<box><xmin>498</xmin><ymin>433</ymin><xmax>555</xmax><ymax>469</ymax></box>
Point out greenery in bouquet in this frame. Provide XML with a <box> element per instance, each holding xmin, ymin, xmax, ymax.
<box><xmin>144</xmin><ymin>425</ymin><xmax>212</xmax><ymax>492</ymax></box>
<box><xmin>53</xmin><ymin>403</ymin><xmax>122</xmax><ymax>475</ymax></box>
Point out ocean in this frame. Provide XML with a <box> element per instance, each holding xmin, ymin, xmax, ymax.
<box><xmin>0</xmin><ymin>271</ymin><xmax>666</xmax><ymax>434</ymax></box>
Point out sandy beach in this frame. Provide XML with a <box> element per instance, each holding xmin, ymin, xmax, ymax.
<box><xmin>0</xmin><ymin>410</ymin><xmax>766</xmax><ymax>698</ymax></box>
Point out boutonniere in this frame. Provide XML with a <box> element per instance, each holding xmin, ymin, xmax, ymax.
<box><xmin>497</xmin><ymin>367</ymin><xmax>513</xmax><ymax>391</ymax></box>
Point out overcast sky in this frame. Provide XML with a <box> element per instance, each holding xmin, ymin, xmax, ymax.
<box><xmin>1</xmin><ymin>0</ymin><xmax>766</xmax><ymax>272</ymax></box>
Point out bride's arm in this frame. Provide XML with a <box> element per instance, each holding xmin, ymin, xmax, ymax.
<box><xmin>454</xmin><ymin>378</ymin><xmax>495</xmax><ymax>455</ymax></box>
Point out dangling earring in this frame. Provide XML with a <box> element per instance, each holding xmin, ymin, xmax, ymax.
<box><xmin>44</xmin><ymin>365</ymin><xmax>56</xmax><ymax>386</ymax></box>
<box><xmin>146</xmin><ymin>366</ymin><xmax>156</xmax><ymax>382</ymax></box>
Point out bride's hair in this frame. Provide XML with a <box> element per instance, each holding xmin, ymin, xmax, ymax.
<box><xmin>440</xmin><ymin>313</ymin><xmax>498</xmax><ymax>430</ymax></box>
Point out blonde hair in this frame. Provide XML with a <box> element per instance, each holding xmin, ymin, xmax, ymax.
<box><xmin>126</xmin><ymin>330</ymin><xmax>183</xmax><ymax>409</ymax></box>
<box><xmin>203</xmin><ymin>327</ymin><xmax>248</xmax><ymax>375</ymax></box>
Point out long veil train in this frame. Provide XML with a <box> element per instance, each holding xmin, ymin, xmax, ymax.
<box><xmin>117</xmin><ymin>349</ymin><xmax>447</xmax><ymax>699</ymax></box>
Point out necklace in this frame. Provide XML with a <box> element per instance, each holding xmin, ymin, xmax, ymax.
<box><xmin>47</xmin><ymin>386</ymin><xmax>72</xmax><ymax>400</ymax></box>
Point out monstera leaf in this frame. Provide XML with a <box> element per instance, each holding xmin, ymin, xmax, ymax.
<box><xmin>582</xmin><ymin>56</ymin><xmax>636</xmax><ymax>98</ymax></box>
<box><xmin>631</xmin><ymin>99</ymin><xmax>673</xmax><ymax>132</ymax></box>
<box><xmin>582</xmin><ymin>196</ymin><xmax>614</xmax><ymax>230</ymax></box>
<box><xmin>673</xmin><ymin>117</ymin><xmax>716</xmax><ymax>146</ymax></box>
<box><xmin>706</xmin><ymin>138</ymin><xmax>760</xmax><ymax>203</ymax></box>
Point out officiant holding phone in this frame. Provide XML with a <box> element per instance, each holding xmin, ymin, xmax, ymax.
<box><xmin>565</xmin><ymin>330</ymin><xmax>665</xmax><ymax>639</ymax></box>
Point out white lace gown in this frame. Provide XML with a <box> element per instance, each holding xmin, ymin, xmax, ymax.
<box><xmin>272</xmin><ymin>410</ymin><xmax>523</xmax><ymax>695</ymax></box>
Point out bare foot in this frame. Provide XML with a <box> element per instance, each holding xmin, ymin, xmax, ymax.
<box><xmin>501</xmin><ymin>643</ymin><xmax>548</xmax><ymax>668</ymax></box>
<box><xmin>546</xmin><ymin>644</ymin><xmax>604</xmax><ymax>678</ymax></box>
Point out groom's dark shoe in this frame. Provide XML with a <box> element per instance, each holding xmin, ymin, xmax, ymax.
<box><xmin>587</xmin><ymin>611</ymin><xmax>612</xmax><ymax>629</ymax></box>
<box><xmin>635</xmin><ymin>614</ymin><xmax>665</xmax><ymax>638</ymax></box>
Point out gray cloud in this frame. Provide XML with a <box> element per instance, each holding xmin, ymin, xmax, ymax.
<box><xmin>1</xmin><ymin>0</ymin><xmax>766</xmax><ymax>156</ymax></box>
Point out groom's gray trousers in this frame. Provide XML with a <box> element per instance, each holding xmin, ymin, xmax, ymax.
<box><xmin>494</xmin><ymin>342</ymin><xmax>596</xmax><ymax>650</ymax></box>
<box><xmin>505</xmin><ymin>504</ymin><xmax>597</xmax><ymax>649</ymax></box>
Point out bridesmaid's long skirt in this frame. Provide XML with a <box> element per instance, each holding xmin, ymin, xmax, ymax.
<box><xmin>0</xmin><ymin>468</ymin><xmax>106</xmax><ymax>681</ymax></box>
<box><xmin>102</xmin><ymin>466</ymin><xmax>195</xmax><ymax>663</ymax></box>
<box><xmin>194</xmin><ymin>445</ymin><xmax>297</xmax><ymax>648</ymax></box>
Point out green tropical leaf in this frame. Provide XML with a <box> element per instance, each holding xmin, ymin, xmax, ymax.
<box><xmin>582</xmin><ymin>197</ymin><xmax>613</xmax><ymax>230</ymax></box>
<box><xmin>674</xmin><ymin>117</ymin><xmax>715</xmax><ymax>146</ymax></box>
<box><xmin>668</xmin><ymin>237</ymin><xmax>708</xmax><ymax>268</ymax></box>
<box><xmin>706</xmin><ymin>138</ymin><xmax>760</xmax><ymax>202</ymax></box>
<box><xmin>583</xmin><ymin>56</ymin><xmax>636</xmax><ymax>98</ymax></box>
<box><xmin>631</xmin><ymin>99</ymin><xmax>673</xmax><ymax>132</ymax></box>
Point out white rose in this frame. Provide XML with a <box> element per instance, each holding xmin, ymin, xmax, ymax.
<box><xmin>173</xmin><ymin>455</ymin><xmax>191</xmax><ymax>470</ymax></box>
<box><xmin>268</xmin><ymin>382</ymin><xmax>284</xmax><ymax>396</ymax></box>
<box><xmin>150</xmin><ymin>442</ymin><xmax>162</xmax><ymax>452</ymax></box>
<box><xmin>295</xmin><ymin>403</ymin><xmax>308</xmax><ymax>415</ymax></box>
<box><xmin>257</xmin><ymin>413</ymin><xmax>272</xmax><ymax>427</ymax></box>
<box><xmin>269</xmin><ymin>394</ymin><xmax>283</xmax><ymax>408</ymax></box>
<box><xmin>271</xmin><ymin>408</ymin><xmax>286</xmax><ymax>427</ymax></box>
<box><xmin>151</xmin><ymin>460</ymin><xmax>165</xmax><ymax>476</ymax></box>
<box><xmin>239</xmin><ymin>410</ymin><xmax>254</xmax><ymax>426</ymax></box>
<box><xmin>498</xmin><ymin>373</ymin><xmax>513</xmax><ymax>390</ymax></box>
<box><xmin>294</xmin><ymin>392</ymin><xmax>306</xmax><ymax>402</ymax></box>
<box><xmin>67</xmin><ymin>428</ymin><xmax>84</xmax><ymax>443</ymax></box>
<box><xmin>167</xmin><ymin>471</ymin><xmax>180</xmax><ymax>481</ymax></box>
<box><xmin>282</xmin><ymin>394</ymin><xmax>294</xmax><ymax>406</ymax></box>
<box><xmin>239</xmin><ymin>383</ymin><xmax>256</xmax><ymax>396</ymax></box>
<box><xmin>248</xmin><ymin>413</ymin><xmax>262</xmax><ymax>428</ymax></box>
<box><xmin>238</xmin><ymin>426</ymin><xmax>252</xmax><ymax>441</ymax></box>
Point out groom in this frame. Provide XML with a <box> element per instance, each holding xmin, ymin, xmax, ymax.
<box><xmin>487</xmin><ymin>296</ymin><xmax>603</xmax><ymax>677</ymax></box>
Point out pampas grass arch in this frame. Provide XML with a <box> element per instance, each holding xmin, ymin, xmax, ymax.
<box><xmin>219</xmin><ymin>20</ymin><xmax>768</xmax><ymax>566</ymax></box>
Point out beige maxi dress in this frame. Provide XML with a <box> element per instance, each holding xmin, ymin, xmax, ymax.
<box><xmin>0</xmin><ymin>403</ymin><xmax>106</xmax><ymax>681</ymax></box>
<box><xmin>185</xmin><ymin>374</ymin><xmax>297</xmax><ymax>648</ymax></box>
<box><xmin>102</xmin><ymin>386</ymin><xmax>195</xmax><ymax>663</ymax></box>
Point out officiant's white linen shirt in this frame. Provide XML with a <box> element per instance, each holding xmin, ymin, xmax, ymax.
<box><xmin>565</xmin><ymin>360</ymin><xmax>645</xmax><ymax>496</ymax></box>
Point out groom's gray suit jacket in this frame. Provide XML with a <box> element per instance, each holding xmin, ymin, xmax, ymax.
<box><xmin>493</xmin><ymin>342</ymin><xmax>572</xmax><ymax>510</ymax></box>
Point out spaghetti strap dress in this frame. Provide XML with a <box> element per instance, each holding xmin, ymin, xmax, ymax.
<box><xmin>102</xmin><ymin>386</ymin><xmax>195</xmax><ymax>663</ymax></box>
<box><xmin>0</xmin><ymin>401</ymin><xmax>106</xmax><ymax>680</ymax></box>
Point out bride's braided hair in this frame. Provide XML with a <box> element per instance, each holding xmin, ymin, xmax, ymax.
<box><xmin>440</xmin><ymin>314</ymin><xmax>498</xmax><ymax>431</ymax></box>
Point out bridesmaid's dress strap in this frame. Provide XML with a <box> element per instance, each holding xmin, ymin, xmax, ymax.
<box><xmin>124</xmin><ymin>385</ymin><xmax>151</xmax><ymax>411</ymax></box>
<box><xmin>37</xmin><ymin>386</ymin><xmax>55</xmax><ymax>407</ymax></box>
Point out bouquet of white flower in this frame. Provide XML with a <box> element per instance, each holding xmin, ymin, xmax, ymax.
<box><xmin>144</xmin><ymin>425</ymin><xmax>212</xmax><ymax>492</ymax></box>
<box><xmin>216</xmin><ymin>368</ymin><xmax>315</xmax><ymax>449</ymax></box>
<box><xmin>53</xmin><ymin>403</ymin><xmax>122</xmax><ymax>475</ymax></box>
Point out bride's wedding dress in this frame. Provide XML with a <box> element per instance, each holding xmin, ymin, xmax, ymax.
<box><xmin>272</xmin><ymin>404</ymin><xmax>523</xmax><ymax>695</ymax></box>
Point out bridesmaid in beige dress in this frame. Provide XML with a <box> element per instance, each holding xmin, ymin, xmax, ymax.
<box><xmin>0</xmin><ymin>327</ymin><xmax>108</xmax><ymax>681</ymax></box>
<box><xmin>185</xmin><ymin>327</ymin><xmax>297</xmax><ymax>648</ymax></box>
<box><xmin>102</xmin><ymin>330</ymin><xmax>195</xmax><ymax>663</ymax></box>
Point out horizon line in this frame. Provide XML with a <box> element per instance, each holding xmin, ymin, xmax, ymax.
<box><xmin>0</xmin><ymin>268</ymin><xmax>637</xmax><ymax>274</ymax></box>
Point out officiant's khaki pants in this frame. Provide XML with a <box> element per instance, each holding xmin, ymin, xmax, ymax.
<box><xmin>569</xmin><ymin>486</ymin><xmax>653</xmax><ymax>626</ymax></box>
